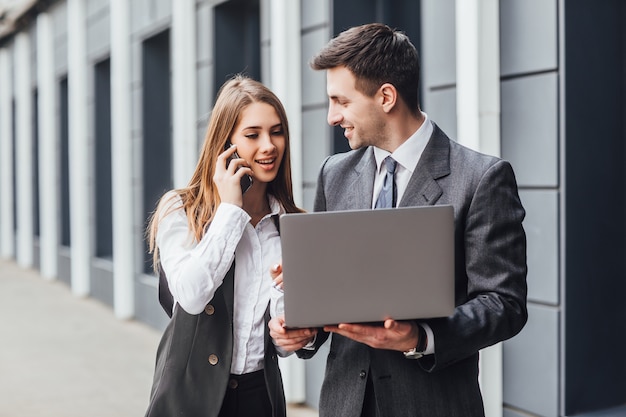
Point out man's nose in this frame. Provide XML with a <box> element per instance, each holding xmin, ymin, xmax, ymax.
<box><xmin>327</xmin><ymin>106</ymin><xmax>342</xmax><ymax>126</ymax></box>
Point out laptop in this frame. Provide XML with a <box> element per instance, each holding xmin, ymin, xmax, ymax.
<box><xmin>279</xmin><ymin>205</ymin><xmax>455</xmax><ymax>328</ymax></box>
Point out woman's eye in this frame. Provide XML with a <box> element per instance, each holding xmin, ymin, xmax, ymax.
<box><xmin>271</xmin><ymin>129</ymin><xmax>284</xmax><ymax>136</ymax></box>
<box><xmin>245</xmin><ymin>133</ymin><xmax>258</xmax><ymax>139</ymax></box>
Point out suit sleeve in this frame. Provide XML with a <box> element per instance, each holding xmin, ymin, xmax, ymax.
<box><xmin>420</xmin><ymin>159</ymin><xmax>528</xmax><ymax>372</ymax></box>
<box><xmin>313</xmin><ymin>155</ymin><xmax>331</xmax><ymax>212</ymax></box>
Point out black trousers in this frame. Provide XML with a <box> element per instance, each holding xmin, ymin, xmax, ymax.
<box><xmin>218</xmin><ymin>370</ymin><xmax>272</xmax><ymax>417</ymax></box>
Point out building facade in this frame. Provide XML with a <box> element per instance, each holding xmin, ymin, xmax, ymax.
<box><xmin>0</xmin><ymin>0</ymin><xmax>625</xmax><ymax>415</ymax></box>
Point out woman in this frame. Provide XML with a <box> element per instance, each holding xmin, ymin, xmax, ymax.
<box><xmin>144</xmin><ymin>75</ymin><xmax>303</xmax><ymax>417</ymax></box>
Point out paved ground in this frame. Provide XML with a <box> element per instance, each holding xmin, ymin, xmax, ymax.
<box><xmin>0</xmin><ymin>258</ymin><xmax>317</xmax><ymax>417</ymax></box>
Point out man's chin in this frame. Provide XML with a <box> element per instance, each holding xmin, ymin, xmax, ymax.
<box><xmin>347</xmin><ymin>139</ymin><xmax>364</xmax><ymax>150</ymax></box>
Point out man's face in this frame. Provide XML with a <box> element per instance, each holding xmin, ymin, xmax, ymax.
<box><xmin>326</xmin><ymin>66</ymin><xmax>386</xmax><ymax>150</ymax></box>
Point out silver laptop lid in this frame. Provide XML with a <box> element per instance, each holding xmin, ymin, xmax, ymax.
<box><xmin>279</xmin><ymin>205</ymin><xmax>455</xmax><ymax>328</ymax></box>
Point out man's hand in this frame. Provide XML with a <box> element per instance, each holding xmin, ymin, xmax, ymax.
<box><xmin>324</xmin><ymin>319</ymin><xmax>420</xmax><ymax>352</ymax></box>
<box><xmin>269</xmin><ymin>317</ymin><xmax>317</xmax><ymax>352</ymax></box>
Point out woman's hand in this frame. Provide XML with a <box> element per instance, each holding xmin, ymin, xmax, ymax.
<box><xmin>270</xmin><ymin>263</ymin><xmax>283</xmax><ymax>290</ymax></box>
<box><xmin>269</xmin><ymin>317</ymin><xmax>317</xmax><ymax>352</ymax></box>
<box><xmin>213</xmin><ymin>144</ymin><xmax>253</xmax><ymax>207</ymax></box>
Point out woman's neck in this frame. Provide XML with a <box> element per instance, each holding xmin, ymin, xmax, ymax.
<box><xmin>242</xmin><ymin>185</ymin><xmax>271</xmax><ymax>226</ymax></box>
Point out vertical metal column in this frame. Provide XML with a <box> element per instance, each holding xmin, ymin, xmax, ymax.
<box><xmin>172</xmin><ymin>0</ymin><xmax>198</xmax><ymax>188</ymax></box>
<box><xmin>0</xmin><ymin>46</ymin><xmax>14</xmax><ymax>259</ymax></box>
<box><xmin>15</xmin><ymin>32</ymin><xmax>34</xmax><ymax>268</ymax></box>
<box><xmin>455</xmin><ymin>1</ymin><xmax>502</xmax><ymax>416</ymax></box>
<box><xmin>110</xmin><ymin>0</ymin><xmax>135</xmax><ymax>318</ymax></box>
<box><xmin>270</xmin><ymin>0</ymin><xmax>303</xmax><ymax>206</ymax></box>
<box><xmin>269</xmin><ymin>0</ymin><xmax>305</xmax><ymax>403</ymax></box>
<box><xmin>67</xmin><ymin>0</ymin><xmax>91</xmax><ymax>297</ymax></box>
<box><xmin>37</xmin><ymin>12</ymin><xmax>59</xmax><ymax>280</ymax></box>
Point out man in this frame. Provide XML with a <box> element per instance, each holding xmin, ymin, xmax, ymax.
<box><xmin>269</xmin><ymin>23</ymin><xmax>527</xmax><ymax>417</ymax></box>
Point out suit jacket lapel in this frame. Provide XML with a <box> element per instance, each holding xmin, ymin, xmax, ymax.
<box><xmin>399</xmin><ymin>123</ymin><xmax>450</xmax><ymax>207</ymax></box>
<box><xmin>348</xmin><ymin>148</ymin><xmax>377</xmax><ymax>209</ymax></box>
<box><xmin>223</xmin><ymin>263</ymin><xmax>235</xmax><ymax>323</ymax></box>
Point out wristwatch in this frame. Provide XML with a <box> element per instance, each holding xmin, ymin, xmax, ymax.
<box><xmin>403</xmin><ymin>323</ymin><xmax>427</xmax><ymax>359</ymax></box>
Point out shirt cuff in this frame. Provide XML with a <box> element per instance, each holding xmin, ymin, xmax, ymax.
<box><xmin>420</xmin><ymin>322</ymin><xmax>435</xmax><ymax>355</ymax></box>
<box><xmin>301</xmin><ymin>334</ymin><xmax>317</xmax><ymax>350</ymax></box>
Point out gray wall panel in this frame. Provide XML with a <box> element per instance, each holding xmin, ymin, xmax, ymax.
<box><xmin>196</xmin><ymin>3</ymin><xmax>212</xmax><ymax>64</ymax></box>
<box><xmin>302</xmin><ymin>107</ymin><xmax>330</xmax><ymax>183</ymax></box>
<box><xmin>500</xmin><ymin>0</ymin><xmax>558</xmax><ymax>77</ymax></box>
<box><xmin>87</xmin><ymin>10</ymin><xmax>110</xmax><ymax>60</ymax></box>
<box><xmin>519</xmin><ymin>190</ymin><xmax>559</xmax><ymax>305</ymax></box>
<box><xmin>86</xmin><ymin>0</ymin><xmax>108</xmax><ymax>15</ymax></box>
<box><xmin>423</xmin><ymin>88</ymin><xmax>457</xmax><ymax>141</ymax></box>
<box><xmin>153</xmin><ymin>0</ymin><xmax>172</xmax><ymax>23</ymax></box>
<box><xmin>135</xmin><ymin>278</ymin><xmax>170</xmax><ymax>331</ymax></box>
<box><xmin>420</xmin><ymin>0</ymin><xmax>456</xmax><ymax>88</ymax></box>
<box><xmin>301</xmin><ymin>29</ymin><xmax>328</xmax><ymax>108</ymax></box>
<box><xmin>29</xmin><ymin>25</ymin><xmax>37</xmax><ymax>85</ymax></box>
<box><xmin>53</xmin><ymin>3</ymin><xmax>68</xmax><ymax>75</ymax></box>
<box><xmin>131</xmin><ymin>86</ymin><xmax>143</xmax><ymax>137</ymax></box>
<box><xmin>58</xmin><ymin>248</ymin><xmax>72</xmax><ymax>286</ymax></box>
<box><xmin>131</xmin><ymin>0</ymin><xmax>152</xmax><ymax>33</ymax></box>
<box><xmin>301</xmin><ymin>0</ymin><xmax>328</xmax><ymax>29</ymax></box>
<box><xmin>91</xmin><ymin>259</ymin><xmax>114</xmax><ymax>307</ymax></box>
<box><xmin>501</xmin><ymin>73</ymin><xmax>558</xmax><ymax>187</ymax></box>
<box><xmin>260</xmin><ymin>0</ymin><xmax>270</xmax><ymax>42</ymax></box>
<box><xmin>302</xmin><ymin>187</ymin><xmax>315</xmax><ymax>213</ymax></box>
<box><xmin>197</xmin><ymin>65</ymin><xmax>212</xmax><ymax>120</ymax></box>
<box><xmin>503</xmin><ymin>303</ymin><xmax>559</xmax><ymax>417</ymax></box>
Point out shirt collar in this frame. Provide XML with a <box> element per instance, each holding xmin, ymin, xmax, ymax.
<box><xmin>268</xmin><ymin>194</ymin><xmax>285</xmax><ymax>216</ymax></box>
<box><xmin>373</xmin><ymin>112</ymin><xmax>433</xmax><ymax>174</ymax></box>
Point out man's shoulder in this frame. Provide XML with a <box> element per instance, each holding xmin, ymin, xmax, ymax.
<box><xmin>321</xmin><ymin>147</ymin><xmax>371</xmax><ymax>174</ymax></box>
<box><xmin>431</xmin><ymin>123</ymin><xmax>504</xmax><ymax>169</ymax></box>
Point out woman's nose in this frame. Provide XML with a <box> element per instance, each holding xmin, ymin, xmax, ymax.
<box><xmin>260</xmin><ymin>133</ymin><xmax>277</xmax><ymax>151</ymax></box>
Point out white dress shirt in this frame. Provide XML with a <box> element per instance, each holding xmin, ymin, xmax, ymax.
<box><xmin>156</xmin><ymin>192</ymin><xmax>285</xmax><ymax>374</ymax></box>
<box><xmin>372</xmin><ymin>113</ymin><xmax>436</xmax><ymax>355</ymax></box>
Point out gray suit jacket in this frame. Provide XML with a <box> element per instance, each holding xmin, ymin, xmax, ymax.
<box><xmin>304</xmin><ymin>123</ymin><xmax>527</xmax><ymax>417</ymax></box>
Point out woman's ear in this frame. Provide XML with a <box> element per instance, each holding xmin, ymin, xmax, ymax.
<box><xmin>379</xmin><ymin>83</ymin><xmax>397</xmax><ymax>113</ymax></box>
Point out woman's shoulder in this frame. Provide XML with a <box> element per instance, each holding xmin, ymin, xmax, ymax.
<box><xmin>155</xmin><ymin>190</ymin><xmax>185</xmax><ymax>221</ymax></box>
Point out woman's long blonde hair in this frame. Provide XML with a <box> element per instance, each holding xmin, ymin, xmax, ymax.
<box><xmin>147</xmin><ymin>74</ymin><xmax>303</xmax><ymax>271</ymax></box>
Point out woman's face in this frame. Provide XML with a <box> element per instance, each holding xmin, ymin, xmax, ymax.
<box><xmin>229</xmin><ymin>102</ymin><xmax>286</xmax><ymax>185</ymax></box>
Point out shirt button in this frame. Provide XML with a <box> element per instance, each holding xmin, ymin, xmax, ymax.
<box><xmin>359</xmin><ymin>370</ymin><xmax>367</xmax><ymax>379</ymax></box>
<box><xmin>228</xmin><ymin>378</ymin><xmax>238</xmax><ymax>389</ymax></box>
<box><xmin>205</xmin><ymin>305</ymin><xmax>215</xmax><ymax>315</ymax></box>
<box><xmin>208</xmin><ymin>354</ymin><xmax>219</xmax><ymax>365</ymax></box>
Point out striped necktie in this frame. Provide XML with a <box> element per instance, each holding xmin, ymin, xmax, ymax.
<box><xmin>375</xmin><ymin>156</ymin><xmax>397</xmax><ymax>209</ymax></box>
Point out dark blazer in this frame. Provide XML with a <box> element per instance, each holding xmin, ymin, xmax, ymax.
<box><xmin>145</xmin><ymin>265</ymin><xmax>286</xmax><ymax>417</ymax></box>
<box><xmin>303</xmin><ymin>123</ymin><xmax>527</xmax><ymax>417</ymax></box>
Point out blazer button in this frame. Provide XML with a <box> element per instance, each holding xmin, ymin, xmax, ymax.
<box><xmin>208</xmin><ymin>354</ymin><xmax>219</xmax><ymax>365</ymax></box>
<box><xmin>205</xmin><ymin>304</ymin><xmax>215</xmax><ymax>315</ymax></box>
<box><xmin>359</xmin><ymin>370</ymin><xmax>367</xmax><ymax>379</ymax></box>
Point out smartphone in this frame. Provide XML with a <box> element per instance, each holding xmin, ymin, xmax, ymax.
<box><xmin>225</xmin><ymin>143</ymin><xmax>253</xmax><ymax>194</ymax></box>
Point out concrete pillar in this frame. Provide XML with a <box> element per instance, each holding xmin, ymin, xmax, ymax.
<box><xmin>455</xmin><ymin>1</ymin><xmax>502</xmax><ymax>416</ymax></box>
<box><xmin>269</xmin><ymin>0</ymin><xmax>305</xmax><ymax>403</ymax></box>
<box><xmin>110</xmin><ymin>0</ymin><xmax>135</xmax><ymax>318</ymax></box>
<box><xmin>14</xmin><ymin>31</ymin><xmax>34</xmax><ymax>268</ymax></box>
<box><xmin>0</xmin><ymin>46</ymin><xmax>14</xmax><ymax>259</ymax></box>
<box><xmin>269</xmin><ymin>0</ymin><xmax>303</xmax><ymax>206</ymax></box>
<box><xmin>67</xmin><ymin>0</ymin><xmax>91</xmax><ymax>297</ymax></box>
<box><xmin>172</xmin><ymin>0</ymin><xmax>198</xmax><ymax>188</ymax></box>
<box><xmin>37</xmin><ymin>12</ymin><xmax>59</xmax><ymax>280</ymax></box>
